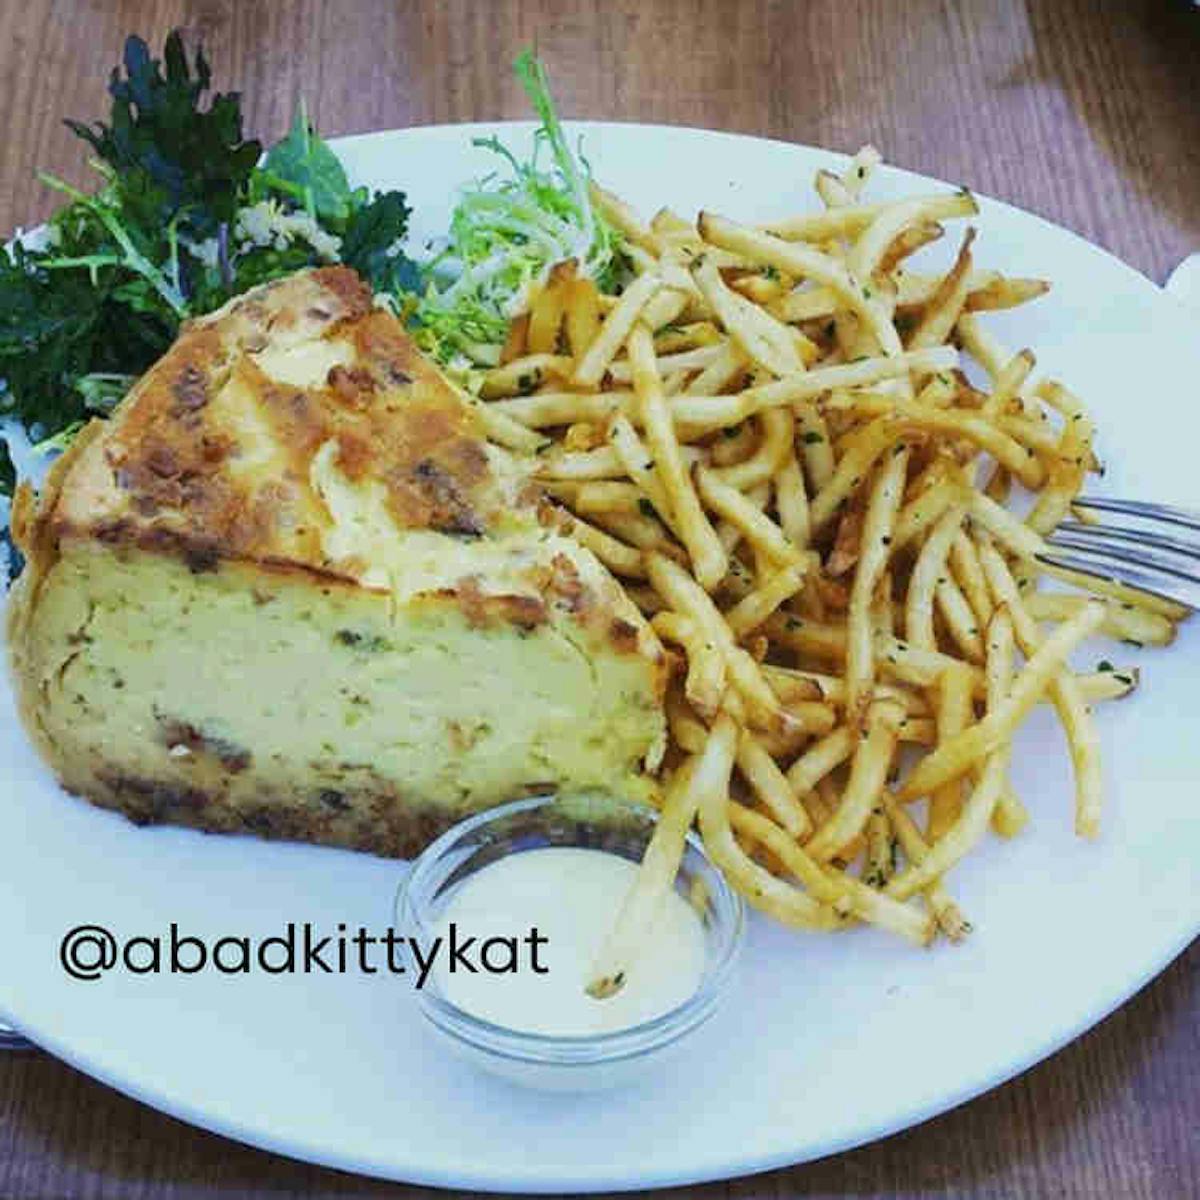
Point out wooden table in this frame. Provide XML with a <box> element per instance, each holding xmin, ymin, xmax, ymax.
<box><xmin>0</xmin><ymin>2</ymin><xmax>1196</xmax><ymax>1196</ymax></box>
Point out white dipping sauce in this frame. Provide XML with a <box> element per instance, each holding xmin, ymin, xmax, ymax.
<box><xmin>432</xmin><ymin>847</ymin><xmax>707</xmax><ymax>1037</ymax></box>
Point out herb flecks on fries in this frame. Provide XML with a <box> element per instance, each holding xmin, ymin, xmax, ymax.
<box><xmin>463</xmin><ymin>140</ymin><xmax>1187</xmax><ymax>984</ymax></box>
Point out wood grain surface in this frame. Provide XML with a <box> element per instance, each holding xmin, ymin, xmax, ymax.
<box><xmin>0</xmin><ymin>2</ymin><xmax>1196</xmax><ymax>1197</ymax></box>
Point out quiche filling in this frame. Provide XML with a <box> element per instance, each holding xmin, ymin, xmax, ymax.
<box><xmin>7</xmin><ymin>267</ymin><xmax>666</xmax><ymax>857</ymax></box>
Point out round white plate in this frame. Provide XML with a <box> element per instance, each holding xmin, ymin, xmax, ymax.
<box><xmin>1</xmin><ymin>123</ymin><xmax>1197</xmax><ymax>1192</ymax></box>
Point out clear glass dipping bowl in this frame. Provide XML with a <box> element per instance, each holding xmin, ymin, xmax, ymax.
<box><xmin>395</xmin><ymin>793</ymin><xmax>745</xmax><ymax>1092</ymax></box>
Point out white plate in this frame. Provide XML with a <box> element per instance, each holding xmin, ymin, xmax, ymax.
<box><xmin>1</xmin><ymin>123</ymin><xmax>1197</xmax><ymax>1192</ymax></box>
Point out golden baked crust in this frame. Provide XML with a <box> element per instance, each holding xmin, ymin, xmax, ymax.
<box><xmin>49</xmin><ymin>266</ymin><xmax>523</xmax><ymax>570</ymax></box>
<box><xmin>8</xmin><ymin>267</ymin><xmax>667</xmax><ymax>858</ymax></box>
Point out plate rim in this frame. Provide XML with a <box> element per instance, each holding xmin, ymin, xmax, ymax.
<box><xmin>1</xmin><ymin>119</ymin><xmax>1197</xmax><ymax>1192</ymax></box>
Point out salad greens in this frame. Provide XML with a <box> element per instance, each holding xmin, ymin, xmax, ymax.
<box><xmin>0</xmin><ymin>32</ymin><xmax>417</xmax><ymax>477</ymax></box>
<box><xmin>0</xmin><ymin>34</ymin><xmax>622</xmax><ymax>533</ymax></box>
<box><xmin>415</xmin><ymin>49</ymin><xmax>628</xmax><ymax>368</ymax></box>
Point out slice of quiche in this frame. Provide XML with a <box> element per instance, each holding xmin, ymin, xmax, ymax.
<box><xmin>7</xmin><ymin>267</ymin><xmax>666</xmax><ymax>857</ymax></box>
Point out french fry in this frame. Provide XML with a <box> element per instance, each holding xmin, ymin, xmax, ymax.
<box><xmin>878</xmin><ymin>791</ymin><xmax>973</xmax><ymax>940</ymax></box>
<box><xmin>980</xmin><ymin>349</ymin><xmax>1035</xmax><ymax>420</ymax></box>
<box><xmin>572</xmin><ymin>271</ymin><xmax>663</xmax><ymax>388</ymax></box>
<box><xmin>964</xmin><ymin>277</ymin><xmax>1050</xmax><ymax>312</ymax></box>
<box><xmin>585</xmin><ymin>758</ymin><xmax>698</xmax><ymax>998</ymax></box>
<box><xmin>736</xmin><ymin>731</ymin><xmax>811</xmax><ymax>838</ymax></box>
<box><xmin>589</xmin><ymin>181</ymin><xmax>664</xmax><ymax>256</ymax></box>
<box><xmin>607</xmin><ymin>413</ymin><xmax>678</xmax><ymax>532</ymax></box>
<box><xmin>889</xmin><ymin>606</ymin><xmax>1013</xmax><ymax>899</ymax></box>
<box><xmin>905</xmin><ymin>503</ymin><xmax>967</xmax><ymax>649</ymax></box>
<box><xmin>950</xmin><ymin>529</ymin><xmax>993</xmax><ymax>627</ymax></box>
<box><xmin>809</xmin><ymin>417</ymin><xmax>906</xmax><ymax>531</ymax></box>
<box><xmin>692</xmin><ymin>256</ymin><xmax>804</xmax><ymax>377</ymax></box>
<box><xmin>469</xmin><ymin>396</ymin><xmax>548</xmax><ymax>453</ymax></box>
<box><xmin>862</xmin><ymin>807</ymin><xmax>895</xmax><ymax>888</ymax></box>
<box><xmin>493</xmin><ymin>390</ymin><xmax>628</xmax><ymax>428</ymax></box>
<box><xmin>806</xmin><ymin>700</ymin><xmax>906</xmax><ymax>861</ymax></box>
<box><xmin>647</xmin><ymin>553</ymin><xmax>781</xmax><ymax>728</ymax></box>
<box><xmin>564</xmin><ymin>513</ymin><xmax>645</xmax><ymax>578</ymax></box>
<box><xmin>689</xmin><ymin>341</ymin><xmax>749</xmax><ymax>395</ymax></box>
<box><xmin>699</xmin><ymin>212</ymin><xmax>905</xmax><ymax>357</ymax></box>
<box><xmin>773</xmin><ymin>457</ymin><xmax>811</xmax><ymax>562</ymax></box>
<box><xmin>608</xmin><ymin>343</ymin><xmax>727</xmax><ymax>384</ymax></box>
<box><xmin>630</xmin><ymin>325</ymin><xmax>728</xmax><ymax>588</ymax></box>
<box><xmin>527</xmin><ymin>259</ymin><xmax>575</xmax><ymax>353</ymax></box>
<box><xmin>927</xmin><ymin>663</ymin><xmax>975</xmax><ymax>841</ymax></box>
<box><xmin>697</xmin><ymin>467</ymin><xmax>802</xmax><ymax>567</ymax></box>
<box><xmin>696</xmin><ymin>716</ymin><xmax>843</xmax><ymax>931</ymax></box>
<box><xmin>976</xmin><ymin>537</ymin><xmax>1105</xmax><ymax>837</ymax></box>
<box><xmin>564</xmin><ymin>277</ymin><xmax>603</xmax><ymax>359</ymax></box>
<box><xmin>1034</xmin><ymin>559</ymin><xmax>1191</xmax><ymax>622</ymax></box>
<box><xmin>1076</xmin><ymin>666</ymin><xmax>1139</xmax><ymax>702</ymax></box>
<box><xmin>568</xmin><ymin>480</ymin><xmax>645</xmax><ymax>517</ymax></box>
<box><xmin>821</xmin><ymin>395</ymin><xmax>1046</xmax><ymax>489</ymax></box>
<box><xmin>845</xmin><ymin>445</ymin><xmax>909</xmax><ymax>720</ymax></box>
<box><xmin>1026</xmin><ymin>380</ymin><xmax>1095</xmax><ymax>535</ymax></box>
<box><xmin>880</xmin><ymin>221</ymin><xmax>944</xmax><ymax>274</ymax></box>
<box><xmin>728</xmin><ymin>803</ymin><xmax>932</xmax><ymax>944</ymax></box>
<box><xmin>906</xmin><ymin>228</ymin><xmax>976</xmax><ymax>351</ymax></box>
<box><xmin>724</xmin><ymin>561</ymin><xmax>809</xmax><ymax>638</ymax></box>
<box><xmin>712</xmin><ymin>408</ymin><xmax>795</xmax><ymax>490</ymax></box>
<box><xmin>652</xmin><ymin>611</ymin><xmax>726</xmax><ymax>720</ymax></box>
<box><xmin>935</xmin><ymin>574</ymin><xmax>985</xmax><ymax>662</ymax></box>
<box><xmin>499</xmin><ymin>310</ymin><xmax>530</xmax><ymax>364</ymax></box>
<box><xmin>967</xmin><ymin>490</ymin><xmax>1047</xmax><ymax>560</ymax></box>
<box><xmin>785</xmin><ymin>726</ymin><xmax>855</xmax><ymax>796</ymax></box>
<box><xmin>762</xmin><ymin>190</ymin><xmax>977</xmax><ymax>243</ymax></box>
<box><xmin>669</xmin><ymin>347</ymin><xmax>958</xmax><ymax>437</ymax></box>
<box><xmin>536</xmin><ymin>444</ymin><xmax>628</xmax><ymax>480</ymax></box>
<box><xmin>897</xmin><ymin>600</ymin><xmax>1105</xmax><ymax>801</ymax></box>
<box><xmin>480</xmin><ymin>353</ymin><xmax>573</xmax><ymax>399</ymax></box>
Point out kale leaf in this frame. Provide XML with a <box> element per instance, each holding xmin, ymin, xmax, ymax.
<box><xmin>0</xmin><ymin>244</ymin><xmax>172</xmax><ymax>440</ymax></box>
<box><xmin>0</xmin><ymin>31</ymin><xmax>420</xmax><ymax>508</ymax></box>
<box><xmin>339</xmin><ymin>190</ymin><xmax>420</xmax><ymax>294</ymax></box>
<box><xmin>66</xmin><ymin>32</ymin><xmax>260</xmax><ymax>235</ymax></box>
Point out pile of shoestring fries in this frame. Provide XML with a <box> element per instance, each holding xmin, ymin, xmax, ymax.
<box><xmin>468</xmin><ymin>146</ymin><xmax>1189</xmax><ymax>976</ymax></box>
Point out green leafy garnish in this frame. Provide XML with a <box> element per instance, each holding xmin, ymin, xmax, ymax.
<box><xmin>414</xmin><ymin>50</ymin><xmax>628</xmax><ymax>367</ymax></box>
<box><xmin>0</xmin><ymin>32</ymin><xmax>419</xmax><ymax>501</ymax></box>
<box><xmin>65</xmin><ymin>32</ymin><xmax>260</xmax><ymax>235</ymax></box>
<box><xmin>260</xmin><ymin>101</ymin><xmax>353</xmax><ymax>223</ymax></box>
<box><xmin>340</xmin><ymin>190</ymin><xmax>420</xmax><ymax>295</ymax></box>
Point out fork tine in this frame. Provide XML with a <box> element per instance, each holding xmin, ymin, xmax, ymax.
<box><xmin>1054</xmin><ymin>520</ymin><xmax>1200</xmax><ymax>566</ymax></box>
<box><xmin>1047</xmin><ymin>529</ymin><xmax>1200</xmax><ymax>584</ymax></box>
<box><xmin>1072</xmin><ymin>496</ymin><xmax>1200</xmax><ymax>535</ymax></box>
<box><xmin>1036</xmin><ymin>549</ymin><xmax>1200</xmax><ymax>612</ymax></box>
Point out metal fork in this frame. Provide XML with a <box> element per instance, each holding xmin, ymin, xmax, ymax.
<box><xmin>1037</xmin><ymin>497</ymin><xmax>1200</xmax><ymax>611</ymax></box>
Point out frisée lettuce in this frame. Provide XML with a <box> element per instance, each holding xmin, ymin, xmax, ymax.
<box><xmin>414</xmin><ymin>51</ymin><xmax>629</xmax><ymax>369</ymax></box>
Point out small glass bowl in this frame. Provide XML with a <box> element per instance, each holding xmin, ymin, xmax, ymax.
<box><xmin>395</xmin><ymin>792</ymin><xmax>745</xmax><ymax>1092</ymax></box>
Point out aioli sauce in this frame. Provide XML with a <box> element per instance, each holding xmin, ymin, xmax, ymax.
<box><xmin>432</xmin><ymin>847</ymin><xmax>706</xmax><ymax>1036</ymax></box>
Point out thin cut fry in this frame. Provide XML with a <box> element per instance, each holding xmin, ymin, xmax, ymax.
<box><xmin>897</xmin><ymin>600</ymin><xmax>1104</xmax><ymax>801</ymax></box>
<box><xmin>976</xmin><ymin>536</ymin><xmax>1105</xmax><ymax>837</ymax></box>
<box><xmin>888</xmin><ymin>606</ymin><xmax>1014</xmax><ymax>899</ymax></box>
<box><xmin>806</xmin><ymin>700</ymin><xmax>905</xmax><ymax>861</ymax></box>
<box><xmin>572</xmin><ymin>271</ymin><xmax>663</xmax><ymax>388</ymax></box>
<box><xmin>845</xmin><ymin>445</ymin><xmax>909</xmax><ymax>720</ymax></box>
<box><xmin>585</xmin><ymin>759</ymin><xmax>696</xmax><ymax>998</ymax></box>
<box><xmin>630</xmin><ymin>324</ymin><xmax>728</xmax><ymax>588</ymax></box>
<box><xmin>696</xmin><ymin>716</ymin><xmax>843</xmax><ymax>930</ymax></box>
